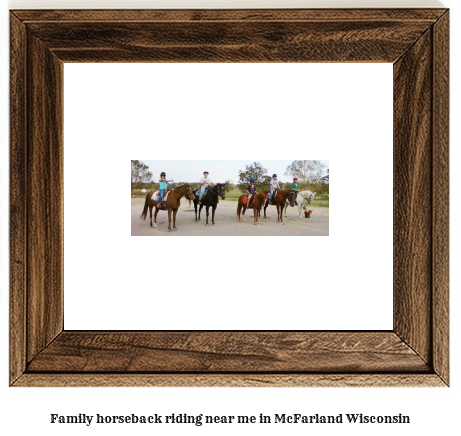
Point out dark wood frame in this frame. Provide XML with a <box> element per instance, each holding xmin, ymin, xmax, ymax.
<box><xmin>10</xmin><ymin>9</ymin><xmax>449</xmax><ymax>387</ymax></box>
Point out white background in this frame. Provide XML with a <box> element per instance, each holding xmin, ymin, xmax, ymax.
<box><xmin>64</xmin><ymin>63</ymin><xmax>392</xmax><ymax>331</ymax></box>
<box><xmin>0</xmin><ymin>1</ymin><xmax>458</xmax><ymax>436</ymax></box>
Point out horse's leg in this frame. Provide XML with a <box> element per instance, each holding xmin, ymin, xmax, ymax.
<box><xmin>153</xmin><ymin>207</ymin><xmax>159</xmax><ymax>228</ymax></box>
<box><xmin>284</xmin><ymin>202</ymin><xmax>288</xmax><ymax>217</ymax></box>
<box><xmin>194</xmin><ymin>201</ymin><xmax>198</xmax><ymax>221</ymax></box>
<box><xmin>243</xmin><ymin>205</ymin><xmax>247</xmax><ymax>222</ymax></box>
<box><xmin>279</xmin><ymin>203</ymin><xmax>283</xmax><ymax>222</ymax></box>
<box><xmin>173</xmin><ymin>208</ymin><xmax>178</xmax><ymax>230</ymax></box>
<box><xmin>299</xmin><ymin>203</ymin><xmax>303</xmax><ymax>219</ymax></box>
<box><xmin>264</xmin><ymin>203</ymin><xmax>268</xmax><ymax>219</ymax></box>
<box><xmin>149</xmin><ymin>205</ymin><xmax>153</xmax><ymax>227</ymax></box>
<box><xmin>205</xmin><ymin>205</ymin><xmax>210</xmax><ymax>226</ymax></box>
<box><xmin>168</xmin><ymin>208</ymin><xmax>172</xmax><ymax>230</ymax></box>
<box><xmin>199</xmin><ymin>204</ymin><xmax>203</xmax><ymax>220</ymax></box>
<box><xmin>212</xmin><ymin>204</ymin><xmax>216</xmax><ymax>224</ymax></box>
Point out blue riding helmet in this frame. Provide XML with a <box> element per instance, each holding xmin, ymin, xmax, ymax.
<box><xmin>204</xmin><ymin>171</ymin><xmax>209</xmax><ymax>174</ymax></box>
<box><xmin>250</xmin><ymin>178</ymin><xmax>255</xmax><ymax>183</ymax></box>
<box><xmin>272</xmin><ymin>174</ymin><xmax>277</xmax><ymax>177</ymax></box>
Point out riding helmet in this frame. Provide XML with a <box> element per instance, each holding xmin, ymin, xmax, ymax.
<box><xmin>272</xmin><ymin>174</ymin><xmax>277</xmax><ymax>177</ymax></box>
<box><xmin>204</xmin><ymin>171</ymin><xmax>209</xmax><ymax>174</ymax></box>
<box><xmin>293</xmin><ymin>177</ymin><xmax>298</xmax><ymax>180</ymax></box>
<box><xmin>250</xmin><ymin>178</ymin><xmax>255</xmax><ymax>183</ymax></box>
<box><xmin>160</xmin><ymin>172</ymin><xmax>166</xmax><ymax>177</ymax></box>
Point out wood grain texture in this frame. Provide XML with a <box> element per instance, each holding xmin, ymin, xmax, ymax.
<box><xmin>27</xmin><ymin>332</ymin><xmax>429</xmax><ymax>373</ymax></box>
<box><xmin>27</xmin><ymin>20</ymin><xmax>432</xmax><ymax>63</ymax></box>
<box><xmin>13</xmin><ymin>373</ymin><xmax>446</xmax><ymax>388</ymax></box>
<box><xmin>393</xmin><ymin>29</ymin><xmax>433</xmax><ymax>365</ymax></box>
<box><xmin>9</xmin><ymin>9</ymin><xmax>449</xmax><ymax>387</ymax></box>
<box><xmin>432</xmin><ymin>11</ymin><xmax>449</xmax><ymax>385</ymax></box>
<box><xmin>10</xmin><ymin>13</ymin><xmax>27</xmax><ymax>386</ymax></box>
<box><xmin>26</xmin><ymin>34</ymin><xmax>64</xmax><ymax>361</ymax></box>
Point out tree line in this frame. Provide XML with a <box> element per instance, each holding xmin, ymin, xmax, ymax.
<box><xmin>132</xmin><ymin>160</ymin><xmax>329</xmax><ymax>196</ymax></box>
<box><xmin>238</xmin><ymin>161</ymin><xmax>329</xmax><ymax>195</ymax></box>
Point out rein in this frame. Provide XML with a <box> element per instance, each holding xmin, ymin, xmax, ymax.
<box><xmin>207</xmin><ymin>185</ymin><xmax>225</xmax><ymax>198</ymax></box>
<box><xmin>298</xmin><ymin>192</ymin><xmax>313</xmax><ymax>205</ymax></box>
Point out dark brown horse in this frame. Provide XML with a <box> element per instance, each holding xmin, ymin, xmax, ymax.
<box><xmin>262</xmin><ymin>189</ymin><xmax>297</xmax><ymax>222</ymax></box>
<box><xmin>141</xmin><ymin>183</ymin><xmax>195</xmax><ymax>231</ymax></box>
<box><xmin>237</xmin><ymin>192</ymin><xmax>269</xmax><ymax>224</ymax></box>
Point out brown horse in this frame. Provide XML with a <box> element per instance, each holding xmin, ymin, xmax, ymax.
<box><xmin>237</xmin><ymin>192</ymin><xmax>269</xmax><ymax>224</ymax></box>
<box><xmin>262</xmin><ymin>189</ymin><xmax>297</xmax><ymax>222</ymax></box>
<box><xmin>141</xmin><ymin>183</ymin><xmax>195</xmax><ymax>231</ymax></box>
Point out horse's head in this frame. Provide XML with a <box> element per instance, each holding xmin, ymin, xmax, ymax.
<box><xmin>289</xmin><ymin>191</ymin><xmax>297</xmax><ymax>207</ymax></box>
<box><xmin>307</xmin><ymin>192</ymin><xmax>316</xmax><ymax>204</ymax></box>
<box><xmin>216</xmin><ymin>183</ymin><xmax>226</xmax><ymax>200</ymax></box>
<box><xmin>182</xmin><ymin>183</ymin><xmax>195</xmax><ymax>201</ymax></box>
<box><xmin>254</xmin><ymin>192</ymin><xmax>267</xmax><ymax>208</ymax></box>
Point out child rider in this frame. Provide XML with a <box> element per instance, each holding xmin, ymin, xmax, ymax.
<box><xmin>246</xmin><ymin>178</ymin><xmax>256</xmax><ymax>208</ymax></box>
<box><xmin>198</xmin><ymin>171</ymin><xmax>212</xmax><ymax>204</ymax></box>
<box><xmin>157</xmin><ymin>172</ymin><xmax>173</xmax><ymax>209</ymax></box>
<box><xmin>269</xmin><ymin>173</ymin><xmax>280</xmax><ymax>201</ymax></box>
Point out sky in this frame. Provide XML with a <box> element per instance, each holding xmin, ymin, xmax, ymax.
<box><xmin>141</xmin><ymin>160</ymin><xmax>329</xmax><ymax>184</ymax></box>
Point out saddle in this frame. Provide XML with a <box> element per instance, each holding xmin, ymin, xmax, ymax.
<box><xmin>269</xmin><ymin>191</ymin><xmax>278</xmax><ymax>205</ymax></box>
<box><xmin>195</xmin><ymin>188</ymin><xmax>209</xmax><ymax>197</ymax></box>
<box><xmin>244</xmin><ymin>195</ymin><xmax>256</xmax><ymax>208</ymax></box>
<box><xmin>154</xmin><ymin>189</ymin><xmax>170</xmax><ymax>206</ymax></box>
<box><xmin>287</xmin><ymin>194</ymin><xmax>298</xmax><ymax>206</ymax></box>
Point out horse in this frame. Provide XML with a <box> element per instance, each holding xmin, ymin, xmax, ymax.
<box><xmin>284</xmin><ymin>190</ymin><xmax>316</xmax><ymax>219</ymax></box>
<box><xmin>140</xmin><ymin>183</ymin><xmax>195</xmax><ymax>231</ymax></box>
<box><xmin>192</xmin><ymin>183</ymin><xmax>227</xmax><ymax>225</ymax></box>
<box><xmin>262</xmin><ymin>189</ymin><xmax>297</xmax><ymax>222</ymax></box>
<box><xmin>237</xmin><ymin>192</ymin><xmax>269</xmax><ymax>224</ymax></box>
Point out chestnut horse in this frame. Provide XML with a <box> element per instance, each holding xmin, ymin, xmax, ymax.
<box><xmin>141</xmin><ymin>183</ymin><xmax>195</xmax><ymax>231</ymax></box>
<box><xmin>237</xmin><ymin>192</ymin><xmax>269</xmax><ymax>224</ymax></box>
<box><xmin>262</xmin><ymin>189</ymin><xmax>297</xmax><ymax>222</ymax></box>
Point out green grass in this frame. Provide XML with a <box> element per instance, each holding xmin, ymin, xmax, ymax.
<box><xmin>224</xmin><ymin>187</ymin><xmax>243</xmax><ymax>201</ymax></box>
<box><xmin>311</xmin><ymin>199</ymin><xmax>329</xmax><ymax>207</ymax></box>
<box><xmin>131</xmin><ymin>189</ymin><xmax>150</xmax><ymax>198</ymax></box>
<box><xmin>132</xmin><ymin>187</ymin><xmax>329</xmax><ymax>207</ymax></box>
<box><xmin>223</xmin><ymin>188</ymin><xmax>329</xmax><ymax>207</ymax></box>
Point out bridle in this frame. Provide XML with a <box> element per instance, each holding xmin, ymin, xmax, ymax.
<box><xmin>297</xmin><ymin>191</ymin><xmax>313</xmax><ymax>205</ymax></box>
<box><xmin>175</xmin><ymin>184</ymin><xmax>195</xmax><ymax>200</ymax></box>
<box><xmin>208</xmin><ymin>184</ymin><xmax>226</xmax><ymax>200</ymax></box>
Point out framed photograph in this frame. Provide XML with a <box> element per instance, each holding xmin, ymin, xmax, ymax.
<box><xmin>10</xmin><ymin>9</ymin><xmax>449</xmax><ymax>386</ymax></box>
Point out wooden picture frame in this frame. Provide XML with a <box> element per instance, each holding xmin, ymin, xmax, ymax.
<box><xmin>10</xmin><ymin>9</ymin><xmax>449</xmax><ymax>387</ymax></box>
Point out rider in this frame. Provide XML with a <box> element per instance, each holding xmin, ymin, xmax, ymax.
<box><xmin>198</xmin><ymin>171</ymin><xmax>212</xmax><ymax>204</ymax></box>
<box><xmin>269</xmin><ymin>174</ymin><xmax>280</xmax><ymax>201</ymax></box>
<box><xmin>157</xmin><ymin>172</ymin><xmax>173</xmax><ymax>209</ymax></box>
<box><xmin>246</xmin><ymin>178</ymin><xmax>256</xmax><ymax>207</ymax></box>
<box><xmin>290</xmin><ymin>177</ymin><xmax>299</xmax><ymax>205</ymax></box>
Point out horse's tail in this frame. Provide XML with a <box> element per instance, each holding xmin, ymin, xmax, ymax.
<box><xmin>237</xmin><ymin>198</ymin><xmax>242</xmax><ymax>217</ymax></box>
<box><xmin>140</xmin><ymin>192</ymin><xmax>150</xmax><ymax>220</ymax></box>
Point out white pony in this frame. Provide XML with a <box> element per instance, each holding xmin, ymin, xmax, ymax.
<box><xmin>284</xmin><ymin>190</ymin><xmax>316</xmax><ymax>219</ymax></box>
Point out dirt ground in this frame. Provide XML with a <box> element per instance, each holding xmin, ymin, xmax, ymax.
<box><xmin>132</xmin><ymin>197</ymin><xmax>329</xmax><ymax>236</ymax></box>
